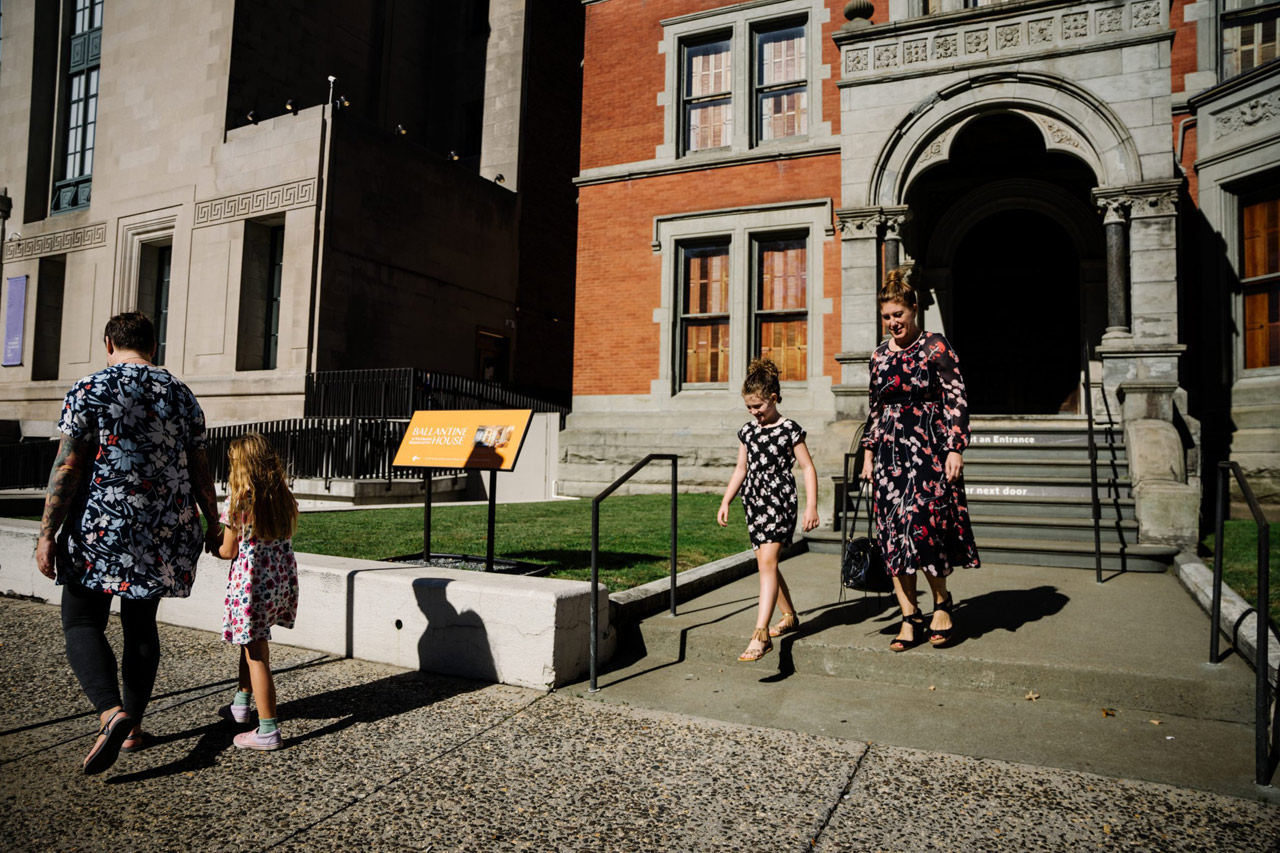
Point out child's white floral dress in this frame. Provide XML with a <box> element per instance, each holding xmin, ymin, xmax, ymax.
<box><xmin>220</xmin><ymin>508</ymin><xmax>299</xmax><ymax>644</ymax></box>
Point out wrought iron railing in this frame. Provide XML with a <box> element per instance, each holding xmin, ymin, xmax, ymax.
<box><xmin>0</xmin><ymin>439</ymin><xmax>60</xmax><ymax>490</ymax></box>
<box><xmin>1209</xmin><ymin>461</ymin><xmax>1277</xmax><ymax>788</ymax></box>
<box><xmin>305</xmin><ymin>368</ymin><xmax>569</xmax><ymax>424</ymax></box>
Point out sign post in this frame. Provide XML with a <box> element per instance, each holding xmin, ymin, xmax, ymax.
<box><xmin>392</xmin><ymin>409</ymin><xmax>534</xmax><ymax>569</ymax></box>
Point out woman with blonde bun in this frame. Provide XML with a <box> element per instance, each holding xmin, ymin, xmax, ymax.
<box><xmin>860</xmin><ymin>268</ymin><xmax>980</xmax><ymax>651</ymax></box>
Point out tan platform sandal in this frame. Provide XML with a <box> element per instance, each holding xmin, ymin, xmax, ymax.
<box><xmin>738</xmin><ymin>628</ymin><xmax>773</xmax><ymax>662</ymax></box>
<box><xmin>768</xmin><ymin>611</ymin><xmax>800</xmax><ymax>638</ymax></box>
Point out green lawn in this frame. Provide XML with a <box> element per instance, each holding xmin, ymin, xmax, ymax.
<box><xmin>1202</xmin><ymin>520</ymin><xmax>1280</xmax><ymax>627</ymax></box>
<box><xmin>293</xmin><ymin>493</ymin><xmax>749</xmax><ymax>591</ymax></box>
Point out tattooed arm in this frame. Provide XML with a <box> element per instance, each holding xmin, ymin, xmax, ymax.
<box><xmin>35</xmin><ymin>436</ymin><xmax>95</xmax><ymax>579</ymax></box>
<box><xmin>188</xmin><ymin>446</ymin><xmax>223</xmax><ymax>554</ymax></box>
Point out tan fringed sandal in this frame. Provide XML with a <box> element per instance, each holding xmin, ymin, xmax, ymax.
<box><xmin>738</xmin><ymin>628</ymin><xmax>773</xmax><ymax>662</ymax></box>
<box><xmin>768</xmin><ymin>611</ymin><xmax>800</xmax><ymax>638</ymax></box>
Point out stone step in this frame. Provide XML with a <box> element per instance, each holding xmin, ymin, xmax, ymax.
<box><xmin>829</xmin><ymin>514</ymin><xmax>1139</xmax><ymax>545</ymax></box>
<box><xmin>959</xmin><ymin>495</ymin><xmax>1136</xmax><ymax>520</ymax></box>
<box><xmin>962</xmin><ymin>475</ymin><xmax>1130</xmax><ymax>500</ymax></box>
<box><xmin>615</xmin><ymin>556</ymin><xmax>1251</xmax><ymax>723</ymax></box>
<box><xmin>961</xmin><ymin>456</ymin><xmax>1130</xmax><ymax>479</ymax></box>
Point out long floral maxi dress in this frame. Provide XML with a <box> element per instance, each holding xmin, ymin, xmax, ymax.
<box><xmin>860</xmin><ymin>332</ymin><xmax>980</xmax><ymax>577</ymax></box>
<box><xmin>738</xmin><ymin>418</ymin><xmax>806</xmax><ymax>550</ymax></box>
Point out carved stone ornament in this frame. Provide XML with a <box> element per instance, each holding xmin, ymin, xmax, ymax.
<box><xmin>1132</xmin><ymin>1</ymin><xmax>1160</xmax><ymax>29</ymax></box>
<box><xmin>837</xmin><ymin>210</ymin><xmax>884</xmax><ymax>236</ymax></box>
<box><xmin>905</xmin><ymin>39</ymin><xmax>928</xmax><ymax>64</ymax></box>
<box><xmin>845</xmin><ymin>47</ymin><xmax>870</xmax><ymax>74</ymax></box>
<box><xmin>1132</xmin><ymin>191</ymin><xmax>1178</xmax><ymax>217</ymax></box>
<box><xmin>3</xmin><ymin>222</ymin><xmax>108</xmax><ymax>262</ymax></box>
<box><xmin>1096</xmin><ymin>7</ymin><xmax>1123</xmax><ymax>35</ymax></box>
<box><xmin>1040</xmin><ymin>118</ymin><xmax>1081</xmax><ymax>149</ymax></box>
<box><xmin>1029</xmin><ymin>18</ymin><xmax>1053</xmax><ymax>44</ymax></box>
<box><xmin>874</xmin><ymin>44</ymin><xmax>899</xmax><ymax>69</ymax></box>
<box><xmin>934</xmin><ymin>33</ymin><xmax>958</xmax><ymax>59</ymax></box>
<box><xmin>995</xmin><ymin>24</ymin><xmax>1021</xmax><ymax>50</ymax></box>
<box><xmin>919</xmin><ymin>128</ymin><xmax>952</xmax><ymax>162</ymax></box>
<box><xmin>1215</xmin><ymin>93</ymin><xmax>1280</xmax><ymax>139</ymax></box>
<box><xmin>842</xmin><ymin>0</ymin><xmax>874</xmax><ymax>29</ymax></box>
<box><xmin>1062</xmin><ymin>12</ymin><xmax>1088</xmax><ymax>39</ymax></box>
<box><xmin>1097</xmin><ymin>196</ymin><xmax>1133</xmax><ymax>225</ymax></box>
<box><xmin>194</xmin><ymin>178</ymin><xmax>317</xmax><ymax>227</ymax></box>
<box><xmin>965</xmin><ymin>30</ymin><xmax>989</xmax><ymax>54</ymax></box>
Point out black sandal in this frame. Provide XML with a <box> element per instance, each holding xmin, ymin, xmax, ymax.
<box><xmin>83</xmin><ymin>709</ymin><xmax>133</xmax><ymax>775</ymax></box>
<box><xmin>890</xmin><ymin>610</ymin><xmax>925</xmax><ymax>652</ymax></box>
<box><xmin>928</xmin><ymin>594</ymin><xmax>955</xmax><ymax>647</ymax></box>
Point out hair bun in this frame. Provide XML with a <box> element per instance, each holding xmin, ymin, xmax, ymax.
<box><xmin>746</xmin><ymin>358</ymin><xmax>779</xmax><ymax>381</ymax></box>
<box><xmin>878</xmin><ymin>266</ymin><xmax>918</xmax><ymax>308</ymax></box>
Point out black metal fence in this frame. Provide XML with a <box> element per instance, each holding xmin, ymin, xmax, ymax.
<box><xmin>0</xmin><ymin>439</ymin><xmax>59</xmax><ymax>490</ymax></box>
<box><xmin>305</xmin><ymin>368</ymin><xmax>569</xmax><ymax>424</ymax></box>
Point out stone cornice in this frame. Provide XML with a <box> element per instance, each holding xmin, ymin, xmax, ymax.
<box><xmin>2</xmin><ymin>221</ymin><xmax>108</xmax><ymax>262</ymax></box>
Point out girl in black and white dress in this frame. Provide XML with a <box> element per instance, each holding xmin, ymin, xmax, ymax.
<box><xmin>717</xmin><ymin>359</ymin><xmax>820</xmax><ymax>662</ymax></box>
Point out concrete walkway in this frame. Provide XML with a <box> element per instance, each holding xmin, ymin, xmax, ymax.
<box><xmin>3</xmin><ymin>587</ymin><xmax>1278</xmax><ymax>851</ymax></box>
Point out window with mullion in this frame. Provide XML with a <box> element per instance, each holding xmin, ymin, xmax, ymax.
<box><xmin>679</xmin><ymin>242</ymin><xmax>731</xmax><ymax>384</ymax></box>
<box><xmin>753</xmin><ymin>235</ymin><xmax>807</xmax><ymax>381</ymax></box>
<box><xmin>264</xmin><ymin>225</ymin><xmax>284</xmax><ymax>370</ymax></box>
<box><xmin>683</xmin><ymin>36</ymin><xmax>732</xmax><ymax>154</ymax></box>
<box><xmin>1243</xmin><ymin>194</ymin><xmax>1280</xmax><ymax>368</ymax></box>
<box><xmin>153</xmin><ymin>246</ymin><xmax>171</xmax><ymax>366</ymax></box>
<box><xmin>754</xmin><ymin>22</ymin><xmax>806</xmax><ymax>144</ymax></box>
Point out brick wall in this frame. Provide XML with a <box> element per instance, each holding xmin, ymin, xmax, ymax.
<box><xmin>574</xmin><ymin>155</ymin><xmax>840</xmax><ymax>396</ymax></box>
<box><xmin>1169</xmin><ymin>0</ymin><xmax>1197</xmax><ymax>96</ymax></box>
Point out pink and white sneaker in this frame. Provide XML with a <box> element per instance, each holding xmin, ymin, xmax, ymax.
<box><xmin>233</xmin><ymin>727</ymin><xmax>282</xmax><ymax>751</ymax></box>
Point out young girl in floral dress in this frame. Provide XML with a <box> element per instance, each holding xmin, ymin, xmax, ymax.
<box><xmin>213</xmin><ymin>433</ymin><xmax>299</xmax><ymax>750</ymax></box>
<box><xmin>718</xmin><ymin>359</ymin><xmax>820</xmax><ymax>662</ymax></box>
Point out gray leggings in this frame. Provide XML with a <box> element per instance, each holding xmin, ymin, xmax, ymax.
<box><xmin>61</xmin><ymin>581</ymin><xmax>161</xmax><ymax>724</ymax></box>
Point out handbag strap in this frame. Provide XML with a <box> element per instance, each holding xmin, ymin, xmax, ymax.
<box><xmin>850</xmin><ymin>477</ymin><xmax>875</xmax><ymax>538</ymax></box>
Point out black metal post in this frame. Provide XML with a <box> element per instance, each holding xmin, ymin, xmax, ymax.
<box><xmin>486</xmin><ymin>469</ymin><xmax>497</xmax><ymax>572</ymax></box>
<box><xmin>1254</xmin><ymin>515</ymin><xmax>1270</xmax><ymax>787</ymax></box>
<box><xmin>1082</xmin><ymin>337</ymin><xmax>1103</xmax><ymax>584</ymax></box>
<box><xmin>670</xmin><ymin>457</ymin><xmax>678</xmax><ymax>616</ymax></box>
<box><xmin>1210</xmin><ymin>464</ymin><xmax>1227</xmax><ymax>665</ymax></box>
<box><xmin>589</xmin><ymin>499</ymin><xmax>600</xmax><ymax>692</ymax></box>
<box><xmin>423</xmin><ymin>467</ymin><xmax>433</xmax><ymax>562</ymax></box>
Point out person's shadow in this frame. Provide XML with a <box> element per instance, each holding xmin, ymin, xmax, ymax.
<box><xmin>763</xmin><ymin>593</ymin><xmax>897</xmax><ymax>682</ymax></box>
<box><xmin>413</xmin><ymin>577</ymin><xmax>497</xmax><ymax>683</ymax></box>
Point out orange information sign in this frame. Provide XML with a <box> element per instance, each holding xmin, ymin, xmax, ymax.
<box><xmin>393</xmin><ymin>409</ymin><xmax>534</xmax><ymax>471</ymax></box>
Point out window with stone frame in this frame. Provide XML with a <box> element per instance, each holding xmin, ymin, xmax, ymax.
<box><xmin>678</xmin><ymin>241</ymin><xmax>732</xmax><ymax>384</ymax></box>
<box><xmin>752</xmin><ymin>235</ymin><xmax>807</xmax><ymax>381</ymax></box>
<box><xmin>1222</xmin><ymin>1</ymin><xmax>1280</xmax><ymax>78</ymax></box>
<box><xmin>754</xmin><ymin>21</ymin><xmax>807</xmax><ymax>144</ymax></box>
<box><xmin>52</xmin><ymin>0</ymin><xmax>102</xmax><ymax>214</ymax></box>
<box><xmin>1242</xmin><ymin>193</ymin><xmax>1280</xmax><ymax>369</ymax></box>
<box><xmin>682</xmin><ymin>34</ymin><xmax>733</xmax><ymax>154</ymax></box>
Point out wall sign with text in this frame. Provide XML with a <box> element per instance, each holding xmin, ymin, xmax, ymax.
<box><xmin>393</xmin><ymin>409</ymin><xmax>534</xmax><ymax>471</ymax></box>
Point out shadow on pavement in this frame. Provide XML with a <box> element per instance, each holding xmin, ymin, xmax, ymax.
<box><xmin>950</xmin><ymin>585</ymin><xmax>1069</xmax><ymax>644</ymax></box>
<box><xmin>764</xmin><ymin>595</ymin><xmax>896</xmax><ymax>682</ymax></box>
<box><xmin>107</xmin><ymin>671</ymin><xmax>488</xmax><ymax>784</ymax></box>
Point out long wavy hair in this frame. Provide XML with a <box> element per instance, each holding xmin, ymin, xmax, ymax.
<box><xmin>227</xmin><ymin>433</ymin><xmax>297</xmax><ymax>542</ymax></box>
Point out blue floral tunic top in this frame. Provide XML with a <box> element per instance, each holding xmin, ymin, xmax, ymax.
<box><xmin>57</xmin><ymin>364</ymin><xmax>207</xmax><ymax>599</ymax></box>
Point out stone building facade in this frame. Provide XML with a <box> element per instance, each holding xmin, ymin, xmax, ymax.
<box><xmin>0</xmin><ymin>0</ymin><xmax>583</xmax><ymax>435</ymax></box>
<box><xmin>568</xmin><ymin>0</ymin><xmax>1280</xmax><ymax>544</ymax></box>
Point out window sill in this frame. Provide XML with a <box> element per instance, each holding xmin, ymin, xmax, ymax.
<box><xmin>576</xmin><ymin>139</ymin><xmax>839</xmax><ymax>187</ymax></box>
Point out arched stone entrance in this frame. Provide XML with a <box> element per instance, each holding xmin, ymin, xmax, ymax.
<box><xmin>904</xmin><ymin>113</ymin><xmax>1106</xmax><ymax>415</ymax></box>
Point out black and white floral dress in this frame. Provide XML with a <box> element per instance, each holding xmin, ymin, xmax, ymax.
<box><xmin>860</xmin><ymin>332</ymin><xmax>981</xmax><ymax>577</ymax></box>
<box><xmin>738</xmin><ymin>418</ymin><xmax>806</xmax><ymax>550</ymax></box>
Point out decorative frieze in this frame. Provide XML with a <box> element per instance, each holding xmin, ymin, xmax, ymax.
<box><xmin>919</xmin><ymin>128</ymin><xmax>952</xmax><ymax>162</ymax></box>
<box><xmin>1214</xmin><ymin>93</ymin><xmax>1280</xmax><ymax>139</ymax></box>
<box><xmin>193</xmin><ymin>178</ymin><xmax>317</xmax><ymax>228</ymax></box>
<box><xmin>839</xmin><ymin>0</ymin><xmax>1166</xmax><ymax>82</ymax></box>
<box><xmin>2</xmin><ymin>222</ymin><xmax>107</xmax><ymax>262</ymax></box>
<box><xmin>995</xmin><ymin>24</ymin><xmax>1021</xmax><ymax>50</ymax></box>
<box><xmin>835</xmin><ymin>208</ymin><xmax>885</xmax><ymax>237</ymax></box>
<box><xmin>1036</xmin><ymin>117</ymin><xmax>1082</xmax><ymax>149</ymax></box>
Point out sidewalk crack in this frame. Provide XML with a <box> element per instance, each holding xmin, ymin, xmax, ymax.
<box><xmin>806</xmin><ymin>743</ymin><xmax>870</xmax><ymax>851</ymax></box>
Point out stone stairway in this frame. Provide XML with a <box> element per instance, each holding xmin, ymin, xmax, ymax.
<box><xmin>813</xmin><ymin>416</ymin><xmax>1179</xmax><ymax>573</ymax></box>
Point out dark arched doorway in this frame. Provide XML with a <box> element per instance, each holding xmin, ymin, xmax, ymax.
<box><xmin>951</xmin><ymin>209</ymin><xmax>1080</xmax><ymax>414</ymax></box>
<box><xmin>903</xmin><ymin>112</ymin><xmax>1105</xmax><ymax>416</ymax></box>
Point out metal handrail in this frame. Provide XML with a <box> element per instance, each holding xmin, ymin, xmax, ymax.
<box><xmin>588</xmin><ymin>453</ymin><xmax>679</xmax><ymax>692</ymax></box>
<box><xmin>1082</xmin><ymin>337</ymin><xmax>1104</xmax><ymax>584</ymax></box>
<box><xmin>1210</xmin><ymin>461</ymin><xmax>1275</xmax><ymax>787</ymax></box>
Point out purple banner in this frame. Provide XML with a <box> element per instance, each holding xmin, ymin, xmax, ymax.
<box><xmin>3</xmin><ymin>275</ymin><xmax>27</xmax><ymax>366</ymax></box>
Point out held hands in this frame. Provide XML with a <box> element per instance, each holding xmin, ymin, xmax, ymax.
<box><xmin>945</xmin><ymin>451</ymin><xmax>964</xmax><ymax>483</ymax></box>
<box><xmin>204</xmin><ymin>519</ymin><xmax>224</xmax><ymax>556</ymax></box>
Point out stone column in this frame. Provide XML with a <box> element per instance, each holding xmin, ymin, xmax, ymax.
<box><xmin>1098</xmin><ymin>196</ymin><xmax>1132</xmax><ymax>341</ymax></box>
<box><xmin>881</xmin><ymin>207</ymin><xmax>909</xmax><ymax>273</ymax></box>
<box><xmin>832</xmin><ymin>206</ymin><xmax>884</xmax><ymax>422</ymax></box>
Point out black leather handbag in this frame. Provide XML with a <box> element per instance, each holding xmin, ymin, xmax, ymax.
<box><xmin>841</xmin><ymin>479</ymin><xmax>892</xmax><ymax>593</ymax></box>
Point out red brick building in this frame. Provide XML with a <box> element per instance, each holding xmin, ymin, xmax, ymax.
<box><xmin>566</xmin><ymin>0</ymin><xmax>1280</xmax><ymax>551</ymax></box>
